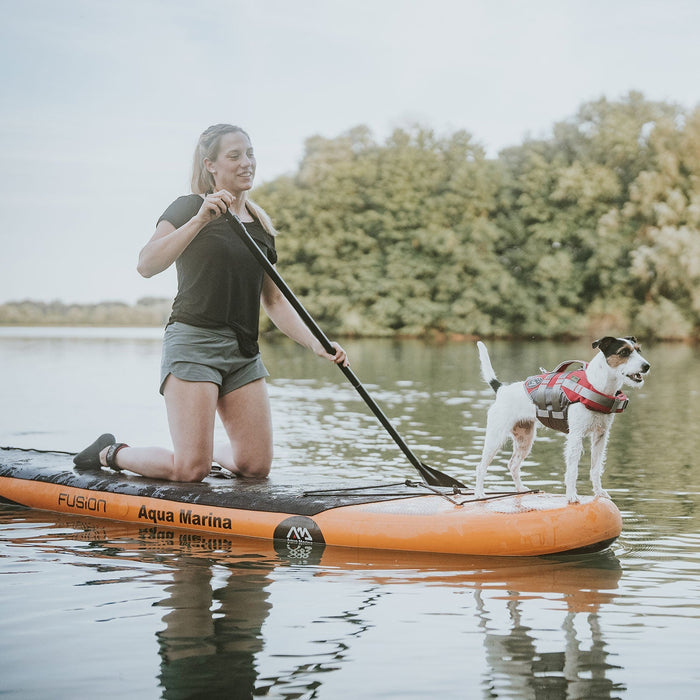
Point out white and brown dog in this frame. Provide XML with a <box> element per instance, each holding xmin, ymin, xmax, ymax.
<box><xmin>475</xmin><ymin>337</ymin><xmax>650</xmax><ymax>502</ymax></box>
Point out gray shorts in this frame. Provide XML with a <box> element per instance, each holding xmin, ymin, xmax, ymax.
<box><xmin>160</xmin><ymin>322</ymin><xmax>269</xmax><ymax>397</ymax></box>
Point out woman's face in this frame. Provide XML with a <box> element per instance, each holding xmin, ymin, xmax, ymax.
<box><xmin>208</xmin><ymin>131</ymin><xmax>256</xmax><ymax>193</ymax></box>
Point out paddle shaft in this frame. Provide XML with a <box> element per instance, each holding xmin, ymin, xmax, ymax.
<box><xmin>223</xmin><ymin>211</ymin><xmax>465</xmax><ymax>488</ymax></box>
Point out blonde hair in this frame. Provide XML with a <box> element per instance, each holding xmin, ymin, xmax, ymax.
<box><xmin>191</xmin><ymin>124</ymin><xmax>277</xmax><ymax>236</ymax></box>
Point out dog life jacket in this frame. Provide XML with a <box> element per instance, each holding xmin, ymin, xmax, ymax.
<box><xmin>524</xmin><ymin>360</ymin><xmax>629</xmax><ymax>434</ymax></box>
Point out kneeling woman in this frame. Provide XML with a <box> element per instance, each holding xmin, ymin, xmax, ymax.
<box><xmin>75</xmin><ymin>124</ymin><xmax>347</xmax><ymax>481</ymax></box>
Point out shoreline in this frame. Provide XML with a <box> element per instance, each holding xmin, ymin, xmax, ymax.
<box><xmin>0</xmin><ymin>323</ymin><xmax>694</xmax><ymax>344</ymax></box>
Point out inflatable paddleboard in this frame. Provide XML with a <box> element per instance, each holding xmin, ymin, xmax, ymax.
<box><xmin>0</xmin><ymin>447</ymin><xmax>622</xmax><ymax>557</ymax></box>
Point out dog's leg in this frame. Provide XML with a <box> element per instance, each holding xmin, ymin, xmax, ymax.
<box><xmin>475</xmin><ymin>379</ymin><xmax>536</xmax><ymax>498</ymax></box>
<box><xmin>564</xmin><ymin>433</ymin><xmax>584</xmax><ymax>503</ymax></box>
<box><xmin>589</xmin><ymin>428</ymin><xmax>611</xmax><ymax>499</ymax></box>
<box><xmin>507</xmin><ymin>419</ymin><xmax>535</xmax><ymax>492</ymax></box>
<box><xmin>475</xmin><ymin>444</ymin><xmax>499</xmax><ymax>498</ymax></box>
<box><xmin>475</xmin><ymin>418</ymin><xmax>511</xmax><ymax>498</ymax></box>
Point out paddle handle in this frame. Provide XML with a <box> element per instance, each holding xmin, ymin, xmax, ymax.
<box><xmin>223</xmin><ymin>211</ymin><xmax>450</xmax><ymax>482</ymax></box>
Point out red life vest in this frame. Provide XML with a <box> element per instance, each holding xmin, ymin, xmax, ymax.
<box><xmin>524</xmin><ymin>360</ymin><xmax>629</xmax><ymax>434</ymax></box>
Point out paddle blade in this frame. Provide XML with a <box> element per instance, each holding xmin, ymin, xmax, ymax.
<box><xmin>419</xmin><ymin>461</ymin><xmax>467</xmax><ymax>489</ymax></box>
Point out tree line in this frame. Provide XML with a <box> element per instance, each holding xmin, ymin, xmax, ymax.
<box><xmin>254</xmin><ymin>92</ymin><xmax>700</xmax><ymax>341</ymax></box>
<box><xmin>4</xmin><ymin>92</ymin><xmax>698</xmax><ymax>340</ymax></box>
<box><xmin>0</xmin><ymin>298</ymin><xmax>171</xmax><ymax>326</ymax></box>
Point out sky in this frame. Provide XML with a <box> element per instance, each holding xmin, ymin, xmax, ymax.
<box><xmin>1</xmin><ymin>0</ymin><xmax>699</xmax><ymax>305</ymax></box>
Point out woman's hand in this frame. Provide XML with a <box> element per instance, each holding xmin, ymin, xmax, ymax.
<box><xmin>316</xmin><ymin>341</ymin><xmax>349</xmax><ymax>367</ymax></box>
<box><xmin>261</xmin><ymin>276</ymin><xmax>349</xmax><ymax>367</ymax></box>
<box><xmin>138</xmin><ymin>190</ymin><xmax>236</xmax><ymax>278</ymax></box>
<box><xmin>197</xmin><ymin>190</ymin><xmax>235</xmax><ymax>222</ymax></box>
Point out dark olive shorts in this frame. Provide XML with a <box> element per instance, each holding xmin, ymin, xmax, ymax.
<box><xmin>160</xmin><ymin>322</ymin><xmax>269</xmax><ymax>397</ymax></box>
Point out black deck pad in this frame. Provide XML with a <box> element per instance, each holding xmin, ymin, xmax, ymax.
<box><xmin>0</xmin><ymin>447</ymin><xmax>437</xmax><ymax>516</ymax></box>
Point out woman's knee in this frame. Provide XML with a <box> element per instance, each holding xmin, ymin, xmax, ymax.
<box><xmin>172</xmin><ymin>454</ymin><xmax>212</xmax><ymax>482</ymax></box>
<box><xmin>235</xmin><ymin>457</ymin><xmax>271</xmax><ymax>479</ymax></box>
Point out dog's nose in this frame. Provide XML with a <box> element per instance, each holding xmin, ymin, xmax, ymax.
<box><xmin>642</xmin><ymin>362</ymin><xmax>650</xmax><ymax>373</ymax></box>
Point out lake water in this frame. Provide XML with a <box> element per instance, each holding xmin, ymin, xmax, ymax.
<box><xmin>1</xmin><ymin>327</ymin><xmax>698</xmax><ymax>699</ymax></box>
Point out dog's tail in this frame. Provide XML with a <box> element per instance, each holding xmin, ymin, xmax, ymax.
<box><xmin>477</xmin><ymin>341</ymin><xmax>502</xmax><ymax>394</ymax></box>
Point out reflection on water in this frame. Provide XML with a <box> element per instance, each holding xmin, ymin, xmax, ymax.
<box><xmin>157</xmin><ymin>556</ymin><xmax>271</xmax><ymax>699</ymax></box>
<box><xmin>475</xmin><ymin>591</ymin><xmax>622</xmax><ymax>698</ymax></box>
<box><xmin>1</xmin><ymin>512</ymin><xmax>628</xmax><ymax>699</ymax></box>
<box><xmin>1</xmin><ymin>329</ymin><xmax>699</xmax><ymax>698</ymax></box>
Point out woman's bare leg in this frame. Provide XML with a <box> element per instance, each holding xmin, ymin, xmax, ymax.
<box><xmin>214</xmin><ymin>378</ymin><xmax>273</xmax><ymax>478</ymax></box>
<box><xmin>100</xmin><ymin>376</ymin><xmax>219</xmax><ymax>482</ymax></box>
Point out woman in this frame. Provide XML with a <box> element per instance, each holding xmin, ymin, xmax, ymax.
<box><xmin>74</xmin><ymin>124</ymin><xmax>347</xmax><ymax>481</ymax></box>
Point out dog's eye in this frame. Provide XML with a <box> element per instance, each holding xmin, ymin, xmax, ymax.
<box><xmin>619</xmin><ymin>348</ymin><xmax>631</xmax><ymax>357</ymax></box>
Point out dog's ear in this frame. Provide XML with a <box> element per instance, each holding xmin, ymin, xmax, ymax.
<box><xmin>625</xmin><ymin>336</ymin><xmax>638</xmax><ymax>345</ymax></box>
<box><xmin>592</xmin><ymin>337</ymin><xmax>617</xmax><ymax>353</ymax></box>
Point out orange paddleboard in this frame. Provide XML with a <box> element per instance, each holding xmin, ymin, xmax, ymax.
<box><xmin>0</xmin><ymin>447</ymin><xmax>621</xmax><ymax>557</ymax></box>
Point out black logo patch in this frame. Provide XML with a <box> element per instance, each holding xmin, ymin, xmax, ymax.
<box><xmin>272</xmin><ymin>516</ymin><xmax>325</xmax><ymax>564</ymax></box>
<box><xmin>273</xmin><ymin>515</ymin><xmax>325</xmax><ymax>545</ymax></box>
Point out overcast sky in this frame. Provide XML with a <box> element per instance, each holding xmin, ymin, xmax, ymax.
<box><xmin>1</xmin><ymin>0</ymin><xmax>699</xmax><ymax>305</ymax></box>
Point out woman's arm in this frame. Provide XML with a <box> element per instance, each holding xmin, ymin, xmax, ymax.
<box><xmin>137</xmin><ymin>218</ymin><xmax>201</xmax><ymax>277</ymax></box>
<box><xmin>137</xmin><ymin>191</ymin><xmax>235</xmax><ymax>278</ymax></box>
<box><xmin>261</xmin><ymin>273</ymin><xmax>348</xmax><ymax>365</ymax></box>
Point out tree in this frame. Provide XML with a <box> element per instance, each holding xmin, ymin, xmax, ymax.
<box><xmin>252</xmin><ymin>95</ymin><xmax>700</xmax><ymax>341</ymax></box>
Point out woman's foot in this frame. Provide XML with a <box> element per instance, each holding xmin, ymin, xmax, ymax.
<box><xmin>73</xmin><ymin>433</ymin><xmax>115</xmax><ymax>468</ymax></box>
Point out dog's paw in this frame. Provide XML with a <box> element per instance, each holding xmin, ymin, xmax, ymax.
<box><xmin>567</xmin><ymin>493</ymin><xmax>581</xmax><ymax>504</ymax></box>
<box><xmin>594</xmin><ymin>489</ymin><xmax>611</xmax><ymax>500</ymax></box>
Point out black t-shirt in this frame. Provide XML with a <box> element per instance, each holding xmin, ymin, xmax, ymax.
<box><xmin>158</xmin><ymin>194</ymin><xmax>278</xmax><ymax>355</ymax></box>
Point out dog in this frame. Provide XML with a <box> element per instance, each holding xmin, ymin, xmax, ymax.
<box><xmin>475</xmin><ymin>337</ymin><xmax>650</xmax><ymax>502</ymax></box>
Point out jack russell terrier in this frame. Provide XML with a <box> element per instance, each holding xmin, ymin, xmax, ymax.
<box><xmin>475</xmin><ymin>337</ymin><xmax>650</xmax><ymax>502</ymax></box>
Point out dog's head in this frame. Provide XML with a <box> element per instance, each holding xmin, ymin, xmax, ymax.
<box><xmin>592</xmin><ymin>336</ymin><xmax>651</xmax><ymax>387</ymax></box>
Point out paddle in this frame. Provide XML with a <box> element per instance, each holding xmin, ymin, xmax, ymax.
<box><xmin>223</xmin><ymin>210</ymin><xmax>466</xmax><ymax>489</ymax></box>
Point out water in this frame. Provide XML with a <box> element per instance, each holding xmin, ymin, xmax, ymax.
<box><xmin>1</xmin><ymin>327</ymin><xmax>699</xmax><ymax>698</ymax></box>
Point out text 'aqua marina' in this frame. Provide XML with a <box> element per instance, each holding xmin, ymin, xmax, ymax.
<box><xmin>137</xmin><ymin>505</ymin><xmax>233</xmax><ymax>529</ymax></box>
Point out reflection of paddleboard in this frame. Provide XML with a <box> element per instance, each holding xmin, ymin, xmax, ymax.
<box><xmin>0</xmin><ymin>448</ymin><xmax>622</xmax><ymax>557</ymax></box>
<box><xmin>1</xmin><ymin>511</ymin><xmax>623</xmax><ymax>614</ymax></box>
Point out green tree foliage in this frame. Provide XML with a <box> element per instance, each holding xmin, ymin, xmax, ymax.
<box><xmin>258</xmin><ymin>123</ymin><xmax>503</xmax><ymax>337</ymax></box>
<box><xmin>255</xmin><ymin>93</ymin><xmax>700</xmax><ymax>340</ymax></box>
